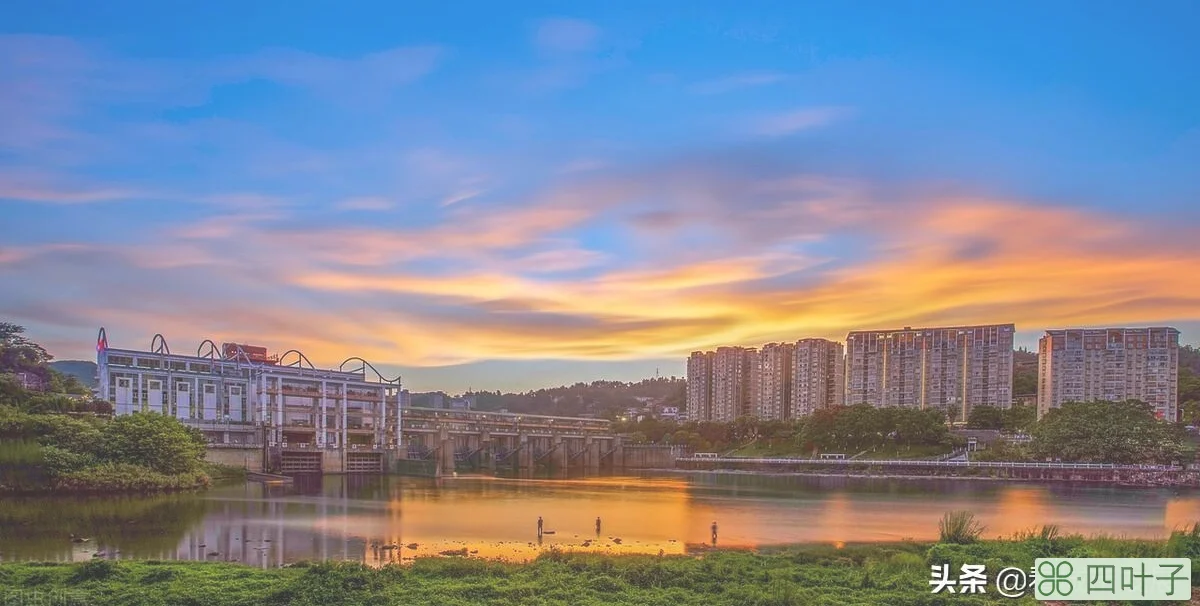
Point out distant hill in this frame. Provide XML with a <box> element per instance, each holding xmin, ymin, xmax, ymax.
<box><xmin>48</xmin><ymin>360</ymin><xmax>98</xmax><ymax>388</ymax></box>
<box><xmin>414</xmin><ymin>378</ymin><xmax>686</xmax><ymax>419</ymax></box>
<box><xmin>1181</xmin><ymin>345</ymin><xmax>1200</xmax><ymax>375</ymax></box>
<box><xmin>1013</xmin><ymin>348</ymin><xmax>1037</xmax><ymax>396</ymax></box>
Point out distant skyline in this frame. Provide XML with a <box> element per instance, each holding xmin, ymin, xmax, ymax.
<box><xmin>3</xmin><ymin>1</ymin><xmax>1199</xmax><ymax>392</ymax></box>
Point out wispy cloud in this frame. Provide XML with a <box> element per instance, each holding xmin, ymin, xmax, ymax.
<box><xmin>335</xmin><ymin>196</ymin><xmax>395</xmax><ymax>212</ymax></box>
<box><xmin>0</xmin><ymin>171</ymin><xmax>143</xmax><ymax>204</ymax></box>
<box><xmin>533</xmin><ymin>18</ymin><xmax>601</xmax><ymax>53</ymax></box>
<box><xmin>751</xmin><ymin>106</ymin><xmax>852</xmax><ymax>136</ymax></box>
<box><xmin>440</xmin><ymin>189</ymin><xmax>484</xmax><ymax>207</ymax></box>
<box><xmin>213</xmin><ymin>46</ymin><xmax>443</xmax><ymax>106</ymax></box>
<box><xmin>691</xmin><ymin>71</ymin><xmax>790</xmax><ymax>95</ymax></box>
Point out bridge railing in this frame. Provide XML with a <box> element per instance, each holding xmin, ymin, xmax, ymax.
<box><xmin>675</xmin><ymin>457</ymin><xmax>1179</xmax><ymax>472</ymax></box>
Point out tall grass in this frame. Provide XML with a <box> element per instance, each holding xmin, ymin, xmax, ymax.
<box><xmin>4</xmin><ymin>534</ymin><xmax>1197</xmax><ymax>606</ymax></box>
<box><xmin>0</xmin><ymin>438</ymin><xmax>48</xmax><ymax>489</ymax></box>
<box><xmin>938</xmin><ymin>510</ymin><xmax>985</xmax><ymax>544</ymax></box>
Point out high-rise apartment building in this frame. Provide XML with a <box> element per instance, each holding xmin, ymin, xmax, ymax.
<box><xmin>1037</xmin><ymin>327</ymin><xmax>1179</xmax><ymax>421</ymax></box>
<box><xmin>845</xmin><ymin>324</ymin><xmax>1014</xmax><ymax>421</ymax></box>
<box><xmin>711</xmin><ymin>346</ymin><xmax>754</xmax><ymax>422</ymax></box>
<box><xmin>792</xmin><ymin>338</ymin><xmax>845</xmax><ymax>416</ymax></box>
<box><xmin>752</xmin><ymin>342</ymin><xmax>793</xmax><ymax>420</ymax></box>
<box><xmin>686</xmin><ymin>351</ymin><xmax>714</xmax><ymax>421</ymax></box>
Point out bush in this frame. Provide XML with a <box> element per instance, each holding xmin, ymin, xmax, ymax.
<box><xmin>41</xmin><ymin>445</ymin><xmax>97</xmax><ymax>475</ymax></box>
<box><xmin>938</xmin><ymin>511</ymin><xmax>985</xmax><ymax>544</ymax></box>
<box><xmin>1166</xmin><ymin>523</ymin><xmax>1200</xmax><ymax>558</ymax></box>
<box><xmin>68</xmin><ymin>559</ymin><xmax>119</xmax><ymax>583</ymax></box>
<box><xmin>54</xmin><ymin>462</ymin><xmax>209</xmax><ymax>493</ymax></box>
<box><xmin>100</xmin><ymin>413</ymin><xmax>207</xmax><ymax>474</ymax></box>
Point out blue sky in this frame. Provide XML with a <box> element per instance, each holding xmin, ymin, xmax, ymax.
<box><xmin>2</xmin><ymin>1</ymin><xmax>1199</xmax><ymax>392</ymax></box>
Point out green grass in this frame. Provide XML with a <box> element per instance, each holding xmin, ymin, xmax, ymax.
<box><xmin>201</xmin><ymin>462</ymin><xmax>248</xmax><ymax>484</ymax></box>
<box><xmin>4</xmin><ymin>530</ymin><xmax>1200</xmax><ymax>605</ymax></box>
<box><xmin>859</xmin><ymin>444</ymin><xmax>954</xmax><ymax>460</ymax></box>
<box><xmin>725</xmin><ymin>442</ymin><xmax>804</xmax><ymax>457</ymax></box>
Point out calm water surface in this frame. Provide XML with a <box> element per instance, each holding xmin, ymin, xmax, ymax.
<box><xmin>4</xmin><ymin>472</ymin><xmax>1200</xmax><ymax>565</ymax></box>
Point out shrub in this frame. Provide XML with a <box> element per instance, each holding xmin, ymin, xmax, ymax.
<box><xmin>54</xmin><ymin>463</ymin><xmax>209</xmax><ymax>493</ymax></box>
<box><xmin>41</xmin><ymin>445</ymin><xmax>97</xmax><ymax>475</ymax></box>
<box><xmin>99</xmin><ymin>413</ymin><xmax>207</xmax><ymax>474</ymax></box>
<box><xmin>1166</xmin><ymin>523</ymin><xmax>1200</xmax><ymax>558</ymax></box>
<box><xmin>68</xmin><ymin>559</ymin><xmax>118</xmax><ymax>583</ymax></box>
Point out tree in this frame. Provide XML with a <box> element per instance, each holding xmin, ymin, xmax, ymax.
<box><xmin>1031</xmin><ymin>400</ymin><xmax>1184</xmax><ymax>464</ymax></box>
<box><xmin>1012</xmin><ymin>371</ymin><xmax>1038</xmax><ymax>398</ymax></box>
<box><xmin>99</xmin><ymin>413</ymin><xmax>208</xmax><ymax>474</ymax></box>
<box><xmin>893</xmin><ymin>409</ymin><xmax>952</xmax><ymax>446</ymax></box>
<box><xmin>0</xmin><ymin>322</ymin><xmax>52</xmax><ymax>371</ymax></box>
<box><xmin>1002</xmin><ymin>404</ymin><xmax>1037</xmax><ymax>433</ymax></box>
<box><xmin>967</xmin><ymin>405</ymin><xmax>1004</xmax><ymax>429</ymax></box>
<box><xmin>1179</xmin><ymin>368</ymin><xmax>1200</xmax><ymax>426</ymax></box>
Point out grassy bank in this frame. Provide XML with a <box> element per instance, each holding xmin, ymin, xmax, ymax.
<box><xmin>4</xmin><ymin>523</ymin><xmax>1200</xmax><ymax>605</ymax></box>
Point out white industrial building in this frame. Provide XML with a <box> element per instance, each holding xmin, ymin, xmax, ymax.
<box><xmin>96</xmin><ymin>328</ymin><xmax>403</xmax><ymax>451</ymax></box>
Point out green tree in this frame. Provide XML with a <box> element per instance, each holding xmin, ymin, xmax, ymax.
<box><xmin>893</xmin><ymin>409</ymin><xmax>951</xmax><ymax>446</ymax></box>
<box><xmin>99</xmin><ymin>413</ymin><xmax>207</xmax><ymax>474</ymax></box>
<box><xmin>966</xmin><ymin>405</ymin><xmax>1004</xmax><ymax>429</ymax></box>
<box><xmin>1002</xmin><ymin>404</ymin><xmax>1037</xmax><ymax>433</ymax></box>
<box><xmin>1031</xmin><ymin>400</ymin><xmax>1184</xmax><ymax>464</ymax></box>
<box><xmin>0</xmin><ymin>322</ymin><xmax>52</xmax><ymax>369</ymax></box>
<box><xmin>1179</xmin><ymin>368</ymin><xmax>1200</xmax><ymax>426</ymax></box>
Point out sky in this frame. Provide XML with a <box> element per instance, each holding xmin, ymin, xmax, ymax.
<box><xmin>2</xmin><ymin>1</ymin><xmax>1199</xmax><ymax>393</ymax></box>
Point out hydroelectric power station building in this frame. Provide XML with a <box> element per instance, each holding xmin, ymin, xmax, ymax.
<box><xmin>96</xmin><ymin>328</ymin><xmax>403</xmax><ymax>472</ymax></box>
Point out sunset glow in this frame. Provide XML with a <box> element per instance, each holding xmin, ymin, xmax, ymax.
<box><xmin>2</xmin><ymin>3</ymin><xmax>1197</xmax><ymax>391</ymax></box>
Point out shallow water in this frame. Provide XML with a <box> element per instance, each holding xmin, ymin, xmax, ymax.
<box><xmin>3</xmin><ymin>472</ymin><xmax>1200</xmax><ymax>565</ymax></box>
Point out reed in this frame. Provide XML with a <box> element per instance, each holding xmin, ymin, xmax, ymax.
<box><xmin>938</xmin><ymin>510</ymin><xmax>986</xmax><ymax>544</ymax></box>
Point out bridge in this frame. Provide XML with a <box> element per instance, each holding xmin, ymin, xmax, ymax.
<box><xmin>251</xmin><ymin>407</ymin><xmax>629</xmax><ymax>476</ymax></box>
<box><xmin>398</xmin><ymin>407</ymin><xmax>624</xmax><ymax>477</ymax></box>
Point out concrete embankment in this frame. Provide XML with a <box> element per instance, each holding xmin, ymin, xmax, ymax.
<box><xmin>675</xmin><ymin>458</ymin><xmax>1200</xmax><ymax>487</ymax></box>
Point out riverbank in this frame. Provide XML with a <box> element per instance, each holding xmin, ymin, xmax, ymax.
<box><xmin>662</xmin><ymin>467</ymin><xmax>1200</xmax><ymax>488</ymax></box>
<box><xmin>670</xmin><ymin>462</ymin><xmax>1200</xmax><ymax>487</ymax></box>
<box><xmin>0</xmin><ymin>461</ymin><xmax>245</xmax><ymax>496</ymax></box>
<box><xmin>3</xmin><ymin>532</ymin><xmax>1199</xmax><ymax>605</ymax></box>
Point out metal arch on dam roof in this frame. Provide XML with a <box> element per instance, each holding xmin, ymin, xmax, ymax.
<box><xmin>150</xmin><ymin>333</ymin><xmax>170</xmax><ymax>355</ymax></box>
<box><xmin>339</xmin><ymin>356</ymin><xmax>402</xmax><ymax>386</ymax></box>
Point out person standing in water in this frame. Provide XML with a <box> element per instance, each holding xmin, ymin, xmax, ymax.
<box><xmin>537</xmin><ymin>516</ymin><xmax>544</xmax><ymax>538</ymax></box>
<box><xmin>711</xmin><ymin>521</ymin><xmax>718</xmax><ymax>545</ymax></box>
<box><xmin>595</xmin><ymin>516</ymin><xmax>602</xmax><ymax>536</ymax></box>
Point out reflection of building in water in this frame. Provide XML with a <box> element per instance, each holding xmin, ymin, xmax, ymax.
<box><xmin>814</xmin><ymin>492</ymin><xmax>851</xmax><ymax>546</ymax></box>
<box><xmin>176</xmin><ymin>497</ymin><xmax>372</xmax><ymax>566</ymax></box>
<box><xmin>992</xmin><ymin>487</ymin><xmax>1050</xmax><ymax>537</ymax></box>
<box><xmin>1164</xmin><ymin>499</ymin><xmax>1200</xmax><ymax>535</ymax></box>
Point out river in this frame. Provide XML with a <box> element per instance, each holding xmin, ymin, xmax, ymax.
<box><xmin>3</xmin><ymin>472</ymin><xmax>1200</xmax><ymax>565</ymax></box>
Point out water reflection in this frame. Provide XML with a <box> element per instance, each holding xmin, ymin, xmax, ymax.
<box><xmin>0</xmin><ymin>494</ymin><xmax>209</xmax><ymax>562</ymax></box>
<box><xmin>3</xmin><ymin>472</ymin><xmax>1200</xmax><ymax>565</ymax></box>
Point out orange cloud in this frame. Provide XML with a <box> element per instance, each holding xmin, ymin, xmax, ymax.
<box><xmin>5</xmin><ymin>185</ymin><xmax>1200</xmax><ymax>375</ymax></box>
